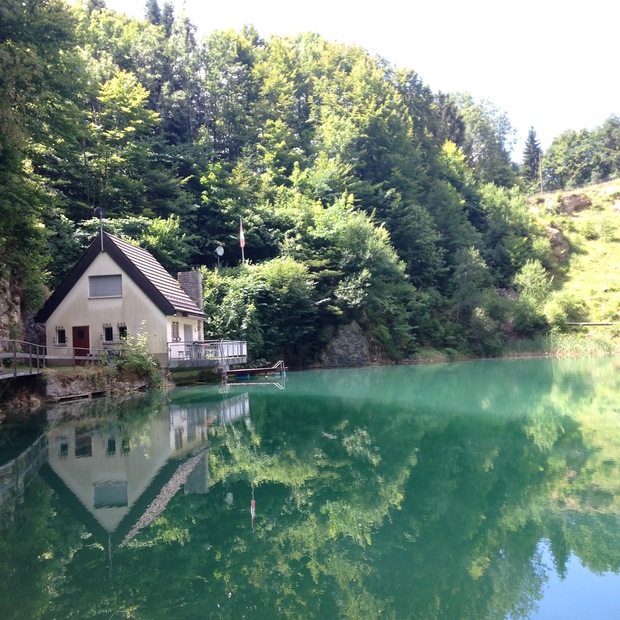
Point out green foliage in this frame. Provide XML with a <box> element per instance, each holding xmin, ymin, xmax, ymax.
<box><xmin>521</xmin><ymin>127</ymin><xmax>542</xmax><ymax>186</ymax></box>
<box><xmin>115</xmin><ymin>322</ymin><xmax>161</xmax><ymax>385</ymax></box>
<box><xmin>452</xmin><ymin>247</ymin><xmax>493</xmax><ymax>318</ymax></box>
<box><xmin>6</xmin><ymin>3</ymin><xmax>619</xmax><ymax>359</ymax></box>
<box><xmin>201</xmin><ymin>259</ymin><xmax>320</xmax><ymax>365</ymax></box>
<box><xmin>544</xmin><ymin>292</ymin><xmax>588</xmax><ymax>331</ymax></box>
<box><xmin>453</xmin><ymin>94</ymin><xmax>517</xmax><ymax>187</ymax></box>
<box><xmin>478</xmin><ymin>183</ymin><xmax>542</xmax><ymax>284</ymax></box>
<box><xmin>513</xmin><ymin>259</ymin><xmax>552</xmax><ymax>305</ymax></box>
<box><xmin>541</xmin><ymin>117</ymin><xmax>620</xmax><ymax>192</ymax></box>
<box><xmin>512</xmin><ymin>300</ymin><xmax>549</xmax><ymax>338</ymax></box>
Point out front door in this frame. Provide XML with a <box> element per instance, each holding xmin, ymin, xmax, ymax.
<box><xmin>73</xmin><ymin>326</ymin><xmax>90</xmax><ymax>361</ymax></box>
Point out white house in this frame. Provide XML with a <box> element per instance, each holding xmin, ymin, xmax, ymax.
<box><xmin>35</xmin><ymin>230</ymin><xmax>207</xmax><ymax>367</ymax></box>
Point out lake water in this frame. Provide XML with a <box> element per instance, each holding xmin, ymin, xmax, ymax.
<box><xmin>1</xmin><ymin>357</ymin><xmax>620</xmax><ymax>619</ymax></box>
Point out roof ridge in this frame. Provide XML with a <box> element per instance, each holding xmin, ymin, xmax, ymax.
<box><xmin>105</xmin><ymin>233</ymin><xmax>205</xmax><ymax>317</ymax></box>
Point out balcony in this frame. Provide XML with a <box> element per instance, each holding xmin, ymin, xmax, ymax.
<box><xmin>167</xmin><ymin>340</ymin><xmax>247</xmax><ymax>370</ymax></box>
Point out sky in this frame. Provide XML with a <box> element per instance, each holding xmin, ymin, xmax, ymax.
<box><xmin>101</xmin><ymin>0</ymin><xmax>619</xmax><ymax>158</ymax></box>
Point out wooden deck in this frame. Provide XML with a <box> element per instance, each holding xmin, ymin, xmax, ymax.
<box><xmin>225</xmin><ymin>360</ymin><xmax>288</xmax><ymax>379</ymax></box>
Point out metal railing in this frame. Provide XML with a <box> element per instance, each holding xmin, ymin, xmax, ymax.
<box><xmin>43</xmin><ymin>346</ymin><xmax>111</xmax><ymax>366</ymax></box>
<box><xmin>0</xmin><ymin>340</ymin><xmax>120</xmax><ymax>379</ymax></box>
<box><xmin>0</xmin><ymin>436</ymin><xmax>47</xmax><ymax>506</ymax></box>
<box><xmin>167</xmin><ymin>340</ymin><xmax>248</xmax><ymax>369</ymax></box>
<box><xmin>0</xmin><ymin>339</ymin><xmax>46</xmax><ymax>378</ymax></box>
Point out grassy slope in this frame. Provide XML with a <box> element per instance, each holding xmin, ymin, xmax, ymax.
<box><xmin>531</xmin><ymin>179</ymin><xmax>620</xmax><ymax>323</ymax></box>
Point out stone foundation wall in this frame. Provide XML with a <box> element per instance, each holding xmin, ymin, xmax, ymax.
<box><xmin>43</xmin><ymin>367</ymin><xmax>154</xmax><ymax>401</ymax></box>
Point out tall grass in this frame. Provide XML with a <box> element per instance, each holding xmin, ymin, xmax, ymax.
<box><xmin>502</xmin><ymin>330</ymin><xmax>619</xmax><ymax>357</ymax></box>
<box><xmin>545</xmin><ymin>331</ymin><xmax>617</xmax><ymax>356</ymax></box>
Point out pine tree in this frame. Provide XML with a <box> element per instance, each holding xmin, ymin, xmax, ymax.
<box><xmin>434</xmin><ymin>92</ymin><xmax>467</xmax><ymax>150</ymax></box>
<box><xmin>162</xmin><ymin>2</ymin><xmax>175</xmax><ymax>37</ymax></box>
<box><xmin>145</xmin><ymin>0</ymin><xmax>161</xmax><ymax>25</ymax></box>
<box><xmin>521</xmin><ymin>127</ymin><xmax>542</xmax><ymax>185</ymax></box>
<box><xmin>86</xmin><ymin>0</ymin><xmax>106</xmax><ymax>13</ymax></box>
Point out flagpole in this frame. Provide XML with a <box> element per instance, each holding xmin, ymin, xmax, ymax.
<box><xmin>239</xmin><ymin>216</ymin><xmax>245</xmax><ymax>263</ymax></box>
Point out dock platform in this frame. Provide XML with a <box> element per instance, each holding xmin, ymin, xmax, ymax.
<box><xmin>225</xmin><ymin>360</ymin><xmax>287</xmax><ymax>379</ymax></box>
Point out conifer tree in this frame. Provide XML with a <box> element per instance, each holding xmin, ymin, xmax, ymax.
<box><xmin>521</xmin><ymin>127</ymin><xmax>542</xmax><ymax>185</ymax></box>
<box><xmin>162</xmin><ymin>2</ymin><xmax>174</xmax><ymax>37</ymax></box>
<box><xmin>145</xmin><ymin>0</ymin><xmax>161</xmax><ymax>25</ymax></box>
<box><xmin>86</xmin><ymin>0</ymin><xmax>106</xmax><ymax>13</ymax></box>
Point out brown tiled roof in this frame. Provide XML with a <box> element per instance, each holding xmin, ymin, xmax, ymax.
<box><xmin>36</xmin><ymin>231</ymin><xmax>206</xmax><ymax>322</ymax></box>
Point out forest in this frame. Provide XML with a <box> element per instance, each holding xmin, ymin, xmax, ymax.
<box><xmin>2</xmin><ymin>0</ymin><xmax>620</xmax><ymax>365</ymax></box>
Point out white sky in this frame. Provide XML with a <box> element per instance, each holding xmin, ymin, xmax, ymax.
<box><xmin>102</xmin><ymin>0</ymin><xmax>619</xmax><ymax>157</ymax></box>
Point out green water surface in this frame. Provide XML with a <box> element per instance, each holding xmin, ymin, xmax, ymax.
<box><xmin>1</xmin><ymin>356</ymin><xmax>620</xmax><ymax>619</ymax></box>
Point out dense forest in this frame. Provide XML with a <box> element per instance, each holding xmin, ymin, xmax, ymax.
<box><xmin>2</xmin><ymin>0</ymin><xmax>620</xmax><ymax>365</ymax></box>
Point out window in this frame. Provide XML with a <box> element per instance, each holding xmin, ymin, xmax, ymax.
<box><xmin>93</xmin><ymin>481</ymin><xmax>128</xmax><ymax>508</ymax></box>
<box><xmin>74</xmin><ymin>427</ymin><xmax>92</xmax><ymax>458</ymax></box>
<box><xmin>103</xmin><ymin>324</ymin><xmax>113</xmax><ymax>342</ymax></box>
<box><xmin>171</xmin><ymin>321</ymin><xmax>180</xmax><ymax>342</ymax></box>
<box><xmin>55</xmin><ymin>327</ymin><xmax>66</xmax><ymax>346</ymax></box>
<box><xmin>118</xmin><ymin>323</ymin><xmax>127</xmax><ymax>339</ymax></box>
<box><xmin>89</xmin><ymin>274</ymin><xmax>122</xmax><ymax>298</ymax></box>
<box><xmin>57</xmin><ymin>437</ymin><xmax>69</xmax><ymax>459</ymax></box>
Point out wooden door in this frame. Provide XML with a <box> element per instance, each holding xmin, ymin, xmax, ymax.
<box><xmin>72</xmin><ymin>326</ymin><xmax>90</xmax><ymax>361</ymax></box>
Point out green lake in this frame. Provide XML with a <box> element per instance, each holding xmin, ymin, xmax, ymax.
<box><xmin>2</xmin><ymin>356</ymin><xmax>620</xmax><ymax>619</ymax></box>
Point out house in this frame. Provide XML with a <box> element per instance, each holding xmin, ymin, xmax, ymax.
<box><xmin>35</xmin><ymin>229</ymin><xmax>207</xmax><ymax>367</ymax></box>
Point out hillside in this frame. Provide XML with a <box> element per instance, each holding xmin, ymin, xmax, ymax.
<box><xmin>531</xmin><ymin>180</ymin><xmax>620</xmax><ymax>323</ymax></box>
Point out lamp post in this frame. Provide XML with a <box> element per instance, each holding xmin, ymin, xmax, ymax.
<box><xmin>214</xmin><ymin>245</ymin><xmax>224</xmax><ymax>268</ymax></box>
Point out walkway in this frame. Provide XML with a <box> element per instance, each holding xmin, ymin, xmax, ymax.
<box><xmin>0</xmin><ymin>340</ymin><xmax>46</xmax><ymax>382</ymax></box>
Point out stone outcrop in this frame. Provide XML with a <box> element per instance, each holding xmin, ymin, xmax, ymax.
<box><xmin>558</xmin><ymin>193</ymin><xmax>591</xmax><ymax>215</ymax></box>
<box><xmin>546</xmin><ymin>225</ymin><xmax>570</xmax><ymax>263</ymax></box>
<box><xmin>318</xmin><ymin>321</ymin><xmax>392</xmax><ymax>368</ymax></box>
<box><xmin>0</xmin><ymin>272</ymin><xmax>23</xmax><ymax>342</ymax></box>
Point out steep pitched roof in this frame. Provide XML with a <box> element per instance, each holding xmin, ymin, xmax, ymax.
<box><xmin>36</xmin><ymin>230</ymin><xmax>206</xmax><ymax>322</ymax></box>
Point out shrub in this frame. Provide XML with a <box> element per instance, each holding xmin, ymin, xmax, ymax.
<box><xmin>512</xmin><ymin>300</ymin><xmax>549</xmax><ymax>337</ymax></box>
<box><xmin>544</xmin><ymin>292</ymin><xmax>588</xmax><ymax>330</ymax></box>
<box><xmin>116</xmin><ymin>324</ymin><xmax>161</xmax><ymax>386</ymax></box>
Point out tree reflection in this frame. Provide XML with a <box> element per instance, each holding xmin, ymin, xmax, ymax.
<box><xmin>1</xmin><ymin>357</ymin><xmax>620</xmax><ymax>618</ymax></box>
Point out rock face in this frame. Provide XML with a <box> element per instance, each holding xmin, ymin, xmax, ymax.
<box><xmin>0</xmin><ymin>273</ymin><xmax>23</xmax><ymax>342</ymax></box>
<box><xmin>318</xmin><ymin>321</ymin><xmax>392</xmax><ymax>368</ymax></box>
<box><xmin>558</xmin><ymin>193</ymin><xmax>591</xmax><ymax>214</ymax></box>
<box><xmin>546</xmin><ymin>225</ymin><xmax>570</xmax><ymax>263</ymax></box>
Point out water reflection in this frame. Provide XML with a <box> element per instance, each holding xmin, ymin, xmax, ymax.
<box><xmin>1</xmin><ymin>358</ymin><xmax>620</xmax><ymax>619</ymax></box>
<box><xmin>42</xmin><ymin>390</ymin><xmax>250</xmax><ymax>548</ymax></box>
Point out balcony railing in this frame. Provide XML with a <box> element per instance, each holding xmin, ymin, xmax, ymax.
<box><xmin>167</xmin><ymin>340</ymin><xmax>247</xmax><ymax>369</ymax></box>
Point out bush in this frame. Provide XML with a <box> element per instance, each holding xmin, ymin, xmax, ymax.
<box><xmin>544</xmin><ymin>292</ymin><xmax>588</xmax><ymax>330</ymax></box>
<box><xmin>115</xmin><ymin>325</ymin><xmax>161</xmax><ymax>386</ymax></box>
<box><xmin>512</xmin><ymin>300</ymin><xmax>549</xmax><ymax>337</ymax></box>
<box><xmin>465</xmin><ymin>306</ymin><xmax>504</xmax><ymax>356</ymax></box>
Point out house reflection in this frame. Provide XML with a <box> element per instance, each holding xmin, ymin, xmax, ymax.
<box><xmin>43</xmin><ymin>392</ymin><xmax>250</xmax><ymax>546</ymax></box>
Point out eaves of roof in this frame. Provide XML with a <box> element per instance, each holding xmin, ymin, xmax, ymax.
<box><xmin>35</xmin><ymin>231</ymin><xmax>206</xmax><ymax>323</ymax></box>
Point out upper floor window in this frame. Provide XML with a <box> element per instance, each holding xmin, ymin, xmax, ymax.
<box><xmin>89</xmin><ymin>274</ymin><xmax>122</xmax><ymax>298</ymax></box>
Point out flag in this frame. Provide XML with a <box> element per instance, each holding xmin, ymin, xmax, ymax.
<box><xmin>239</xmin><ymin>217</ymin><xmax>245</xmax><ymax>248</ymax></box>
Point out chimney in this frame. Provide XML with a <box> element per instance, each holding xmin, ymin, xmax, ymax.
<box><xmin>178</xmin><ymin>270</ymin><xmax>203</xmax><ymax>309</ymax></box>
